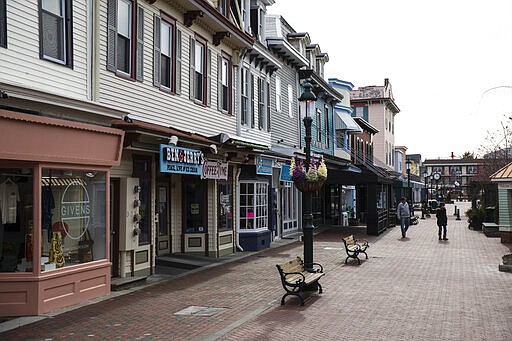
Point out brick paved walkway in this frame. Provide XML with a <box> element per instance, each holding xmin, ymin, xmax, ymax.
<box><xmin>1</xmin><ymin>202</ymin><xmax>511</xmax><ymax>340</ymax></box>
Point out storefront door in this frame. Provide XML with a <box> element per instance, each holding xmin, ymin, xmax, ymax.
<box><xmin>156</xmin><ymin>182</ymin><xmax>171</xmax><ymax>255</ymax></box>
<box><xmin>110</xmin><ymin>178</ymin><xmax>120</xmax><ymax>277</ymax></box>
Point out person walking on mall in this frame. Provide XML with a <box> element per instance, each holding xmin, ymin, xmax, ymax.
<box><xmin>397</xmin><ymin>197</ymin><xmax>410</xmax><ymax>238</ymax></box>
<box><xmin>436</xmin><ymin>202</ymin><xmax>448</xmax><ymax>240</ymax></box>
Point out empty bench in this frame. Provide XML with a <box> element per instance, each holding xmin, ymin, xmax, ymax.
<box><xmin>276</xmin><ymin>256</ymin><xmax>325</xmax><ymax>306</ymax></box>
<box><xmin>342</xmin><ymin>235</ymin><xmax>369</xmax><ymax>265</ymax></box>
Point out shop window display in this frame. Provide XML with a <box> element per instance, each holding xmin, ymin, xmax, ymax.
<box><xmin>239</xmin><ymin>181</ymin><xmax>268</xmax><ymax>231</ymax></box>
<box><xmin>0</xmin><ymin>168</ymin><xmax>34</xmax><ymax>272</ymax></box>
<box><xmin>40</xmin><ymin>169</ymin><xmax>106</xmax><ymax>271</ymax></box>
<box><xmin>218</xmin><ymin>181</ymin><xmax>232</xmax><ymax>231</ymax></box>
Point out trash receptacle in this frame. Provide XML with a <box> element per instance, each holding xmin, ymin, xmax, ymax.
<box><xmin>341</xmin><ymin>212</ymin><xmax>348</xmax><ymax>226</ymax></box>
<box><xmin>485</xmin><ymin>206</ymin><xmax>495</xmax><ymax>223</ymax></box>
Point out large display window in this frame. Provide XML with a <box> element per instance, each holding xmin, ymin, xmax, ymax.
<box><xmin>239</xmin><ymin>181</ymin><xmax>268</xmax><ymax>231</ymax></box>
<box><xmin>41</xmin><ymin>168</ymin><xmax>107</xmax><ymax>271</ymax></box>
<box><xmin>0</xmin><ymin>168</ymin><xmax>34</xmax><ymax>272</ymax></box>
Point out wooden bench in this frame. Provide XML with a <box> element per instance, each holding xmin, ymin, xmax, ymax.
<box><xmin>276</xmin><ymin>256</ymin><xmax>325</xmax><ymax>306</ymax></box>
<box><xmin>342</xmin><ymin>235</ymin><xmax>369</xmax><ymax>265</ymax></box>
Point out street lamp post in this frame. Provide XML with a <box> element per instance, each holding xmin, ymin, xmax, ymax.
<box><xmin>422</xmin><ymin>171</ymin><xmax>429</xmax><ymax>219</ymax></box>
<box><xmin>406</xmin><ymin>159</ymin><xmax>412</xmax><ymax>213</ymax></box>
<box><xmin>298</xmin><ymin>81</ymin><xmax>317</xmax><ymax>272</ymax></box>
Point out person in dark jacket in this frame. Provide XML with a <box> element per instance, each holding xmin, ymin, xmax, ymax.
<box><xmin>436</xmin><ymin>202</ymin><xmax>448</xmax><ymax>240</ymax></box>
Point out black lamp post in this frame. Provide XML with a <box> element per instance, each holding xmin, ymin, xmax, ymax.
<box><xmin>406</xmin><ymin>159</ymin><xmax>412</xmax><ymax>212</ymax></box>
<box><xmin>422</xmin><ymin>171</ymin><xmax>428</xmax><ymax>219</ymax></box>
<box><xmin>298</xmin><ymin>81</ymin><xmax>317</xmax><ymax>272</ymax></box>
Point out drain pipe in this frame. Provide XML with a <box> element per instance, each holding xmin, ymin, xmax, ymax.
<box><xmin>235</xmin><ymin>167</ymin><xmax>243</xmax><ymax>251</ymax></box>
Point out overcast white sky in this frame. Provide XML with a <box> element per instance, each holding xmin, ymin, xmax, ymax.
<box><xmin>268</xmin><ymin>0</ymin><xmax>512</xmax><ymax>160</ymax></box>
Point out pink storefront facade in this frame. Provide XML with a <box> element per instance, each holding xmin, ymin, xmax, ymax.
<box><xmin>0</xmin><ymin>109</ymin><xmax>124</xmax><ymax>316</ymax></box>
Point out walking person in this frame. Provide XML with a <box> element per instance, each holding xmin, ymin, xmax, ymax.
<box><xmin>397</xmin><ymin>197</ymin><xmax>410</xmax><ymax>238</ymax></box>
<box><xmin>436</xmin><ymin>202</ymin><xmax>448</xmax><ymax>240</ymax></box>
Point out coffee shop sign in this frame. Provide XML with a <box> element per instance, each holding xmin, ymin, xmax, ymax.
<box><xmin>202</xmin><ymin>160</ymin><xmax>228</xmax><ymax>180</ymax></box>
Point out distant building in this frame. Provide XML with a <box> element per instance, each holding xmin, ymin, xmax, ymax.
<box><xmin>422</xmin><ymin>158</ymin><xmax>483</xmax><ymax>200</ymax></box>
<box><xmin>350</xmin><ymin>78</ymin><xmax>400</xmax><ymax>170</ymax></box>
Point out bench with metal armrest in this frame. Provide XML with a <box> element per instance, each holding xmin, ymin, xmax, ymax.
<box><xmin>276</xmin><ymin>256</ymin><xmax>324</xmax><ymax>306</ymax></box>
<box><xmin>342</xmin><ymin>235</ymin><xmax>369</xmax><ymax>265</ymax></box>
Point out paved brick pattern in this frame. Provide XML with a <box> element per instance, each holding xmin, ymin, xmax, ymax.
<box><xmin>1</xmin><ymin>202</ymin><xmax>511</xmax><ymax>341</ymax></box>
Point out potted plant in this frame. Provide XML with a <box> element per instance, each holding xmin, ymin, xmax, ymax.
<box><xmin>465</xmin><ymin>206</ymin><xmax>486</xmax><ymax>230</ymax></box>
<box><xmin>289</xmin><ymin>156</ymin><xmax>327</xmax><ymax>193</ymax></box>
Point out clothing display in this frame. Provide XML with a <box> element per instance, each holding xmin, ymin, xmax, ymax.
<box><xmin>42</xmin><ymin>186</ymin><xmax>55</xmax><ymax>242</ymax></box>
<box><xmin>0</xmin><ymin>178</ymin><xmax>20</xmax><ymax>224</ymax></box>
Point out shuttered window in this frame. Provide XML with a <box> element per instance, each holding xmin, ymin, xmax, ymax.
<box><xmin>218</xmin><ymin>53</ymin><xmax>231</xmax><ymax>113</ymax></box>
<box><xmin>241</xmin><ymin>68</ymin><xmax>249</xmax><ymax>125</ymax></box>
<box><xmin>107</xmin><ymin>0</ymin><xmax>143</xmax><ymax>81</ymax></box>
<box><xmin>0</xmin><ymin>0</ymin><xmax>6</xmax><ymax>48</ymax></box>
<box><xmin>153</xmin><ymin>13</ymin><xmax>178</xmax><ymax>93</ymax></box>
<box><xmin>38</xmin><ymin>0</ymin><xmax>73</xmax><ymax>67</ymax></box>
<box><xmin>189</xmin><ymin>35</ymin><xmax>209</xmax><ymax>105</ymax></box>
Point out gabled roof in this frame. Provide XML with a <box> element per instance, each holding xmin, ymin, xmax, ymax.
<box><xmin>490</xmin><ymin>162</ymin><xmax>512</xmax><ymax>180</ymax></box>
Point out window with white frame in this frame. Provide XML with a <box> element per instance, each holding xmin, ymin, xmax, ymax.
<box><xmin>0</xmin><ymin>0</ymin><xmax>6</xmax><ymax>48</ymax></box>
<box><xmin>287</xmin><ymin>84</ymin><xmax>293</xmax><ymax>118</ymax></box>
<box><xmin>194</xmin><ymin>40</ymin><xmax>205</xmax><ymax>101</ymax></box>
<box><xmin>241</xmin><ymin>68</ymin><xmax>250</xmax><ymax>125</ymax></box>
<box><xmin>219</xmin><ymin>53</ymin><xmax>232</xmax><ymax>113</ymax></box>
<box><xmin>316</xmin><ymin>108</ymin><xmax>322</xmax><ymax>142</ymax></box>
<box><xmin>218</xmin><ymin>0</ymin><xmax>228</xmax><ymax>17</ymax></box>
<box><xmin>107</xmin><ymin>0</ymin><xmax>144</xmax><ymax>81</ymax></box>
<box><xmin>467</xmin><ymin>165</ymin><xmax>477</xmax><ymax>174</ymax></box>
<box><xmin>275</xmin><ymin>75</ymin><xmax>281</xmax><ymax>112</ymax></box>
<box><xmin>258</xmin><ymin>77</ymin><xmax>265</xmax><ymax>130</ymax></box>
<box><xmin>188</xmin><ymin>34</ymin><xmax>210</xmax><ymax>105</ymax></box>
<box><xmin>153</xmin><ymin>13</ymin><xmax>181</xmax><ymax>93</ymax></box>
<box><xmin>239</xmin><ymin>181</ymin><xmax>268</xmax><ymax>231</ymax></box>
<box><xmin>39</xmin><ymin>0</ymin><xmax>73</xmax><ymax>67</ymax></box>
<box><xmin>116</xmin><ymin>0</ymin><xmax>131</xmax><ymax>74</ymax></box>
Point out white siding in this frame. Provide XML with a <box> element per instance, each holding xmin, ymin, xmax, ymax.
<box><xmin>0</xmin><ymin>1</ymin><xmax>89</xmax><ymax>100</ymax></box>
<box><xmin>270</xmin><ymin>62</ymin><xmax>300</xmax><ymax>147</ymax></box>
<box><xmin>97</xmin><ymin>1</ymin><xmax>238</xmax><ymax>138</ymax></box>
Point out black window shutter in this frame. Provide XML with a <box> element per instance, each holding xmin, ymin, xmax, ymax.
<box><xmin>250</xmin><ymin>8</ymin><xmax>258</xmax><ymax>38</ymax></box>
<box><xmin>152</xmin><ymin>14</ymin><xmax>160</xmax><ymax>87</ymax></box>
<box><xmin>0</xmin><ymin>0</ymin><xmax>6</xmax><ymax>48</ymax></box>
<box><xmin>206</xmin><ymin>48</ymin><xmax>211</xmax><ymax>106</ymax></box>
<box><xmin>250</xmin><ymin>74</ymin><xmax>255</xmax><ymax>128</ymax></box>
<box><xmin>189</xmin><ymin>36</ymin><xmax>195</xmax><ymax>100</ymax></box>
<box><xmin>106</xmin><ymin>0</ymin><xmax>117</xmax><ymax>71</ymax></box>
<box><xmin>65</xmin><ymin>0</ymin><xmax>73</xmax><ymax>67</ymax></box>
<box><xmin>267</xmin><ymin>80</ymin><xmax>271</xmax><ymax>131</ymax></box>
<box><xmin>136</xmin><ymin>5</ymin><xmax>144</xmax><ymax>82</ymax></box>
<box><xmin>175</xmin><ymin>29</ymin><xmax>182</xmax><ymax>94</ymax></box>
<box><xmin>217</xmin><ymin>54</ymin><xmax>222</xmax><ymax>111</ymax></box>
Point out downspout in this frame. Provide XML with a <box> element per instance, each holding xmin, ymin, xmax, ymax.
<box><xmin>235</xmin><ymin>167</ymin><xmax>243</xmax><ymax>251</ymax></box>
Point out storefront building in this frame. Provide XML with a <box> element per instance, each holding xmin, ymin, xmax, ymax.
<box><xmin>110</xmin><ymin>119</ymin><xmax>231</xmax><ymax>279</ymax></box>
<box><xmin>0</xmin><ymin>109</ymin><xmax>124</xmax><ymax>316</ymax></box>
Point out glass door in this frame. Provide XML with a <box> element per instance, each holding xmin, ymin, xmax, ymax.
<box><xmin>157</xmin><ymin>182</ymin><xmax>170</xmax><ymax>255</ymax></box>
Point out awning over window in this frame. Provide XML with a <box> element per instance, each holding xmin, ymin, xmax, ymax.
<box><xmin>335</xmin><ymin>110</ymin><xmax>363</xmax><ymax>133</ymax></box>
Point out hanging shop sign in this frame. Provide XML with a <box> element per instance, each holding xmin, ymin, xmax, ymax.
<box><xmin>160</xmin><ymin>145</ymin><xmax>204</xmax><ymax>176</ymax></box>
<box><xmin>256</xmin><ymin>157</ymin><xmax>273</xmax><ymax>175</ymax></box>
<box><xmin>280</xmin><ymin>164</ymin><xmax>292</xmax><ymax>182</ymax></box>
<box><xmin>202</xmin><ymin>159</ymin><xmax>229</xmax><ymax>180</ymax></box>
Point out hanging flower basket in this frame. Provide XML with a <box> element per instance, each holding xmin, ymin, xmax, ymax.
<box><xmin>289</xmin><ymin>156</ymin><xmax>327</xmax><ymax>193</ymax></box>
<box><xmin>294</xmin><ymin>179</ymin><xmax>326</xmax><ymax>193</ymax></box>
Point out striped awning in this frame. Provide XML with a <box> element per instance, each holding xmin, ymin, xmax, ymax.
<box><xmin>335</xmin><ymin>111</ymin><xmax>363</xmax><ymax>133</ymax></box>
<box><xmin>42</xmin><ymin>177</ymin><xmax>87</xmax><ymax>187</ymax></box>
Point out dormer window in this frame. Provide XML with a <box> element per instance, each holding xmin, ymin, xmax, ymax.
<box><xmin>218</xmin><ymin>0</ymin><xmax>228</xmax><ymax>17</ymax></box>
<box><xmin>250</xmin><ymin>5</ymin><xmax>265</xmax><ymax>42</ymax></box>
